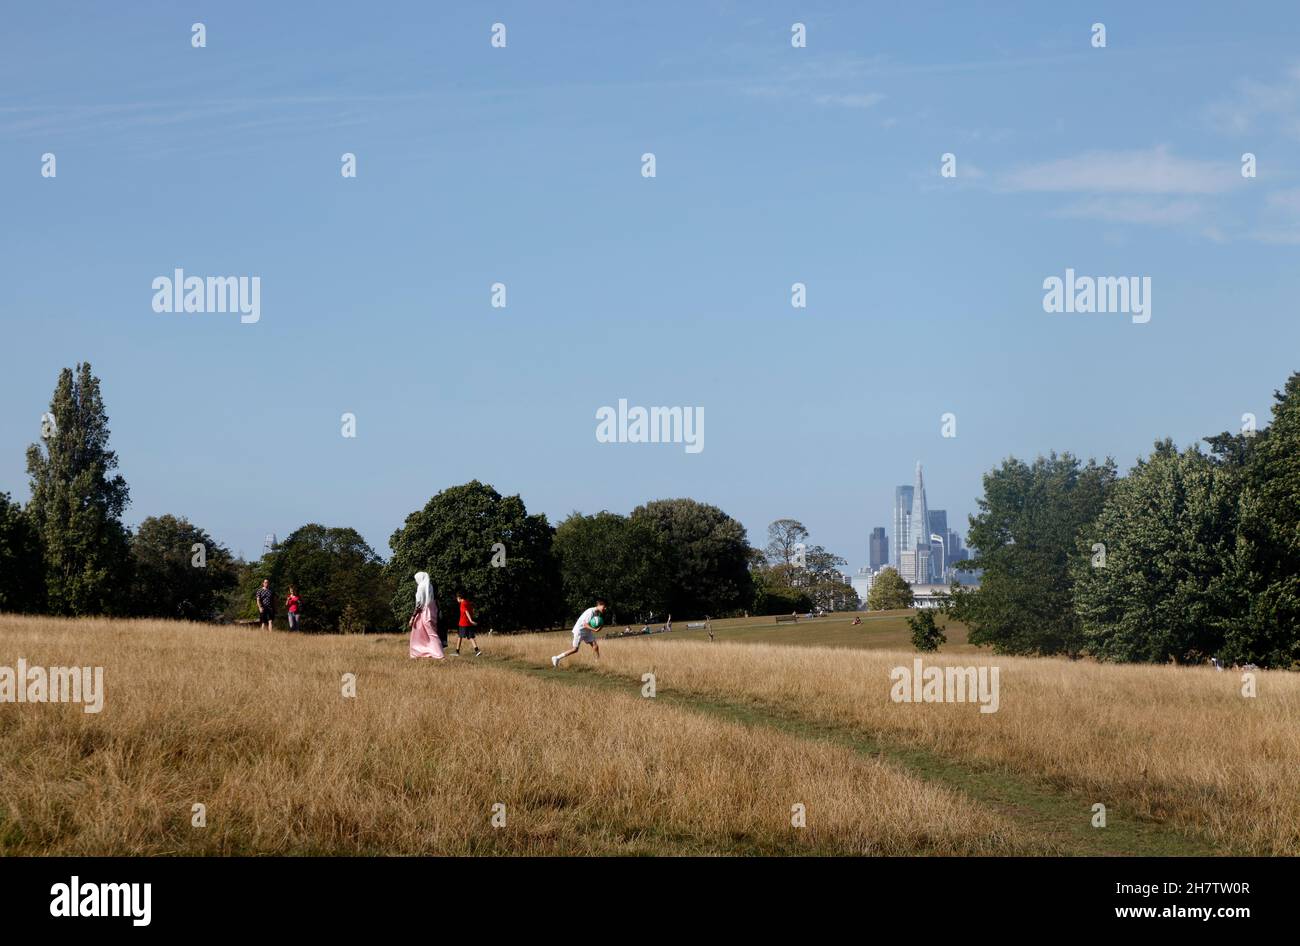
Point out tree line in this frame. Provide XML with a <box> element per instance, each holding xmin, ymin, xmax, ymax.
<box><xmin>949</xmin><ymin>370</ymin><xmax>1300</xmax><ymax>668</ymax></box>
<box><xmin>2</xmin><ymin>364</ymin><xmax>851</xmax><ymax>631</ymax></box>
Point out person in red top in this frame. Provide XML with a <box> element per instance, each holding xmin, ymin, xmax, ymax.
<box><xmin>285</xmin><ymin>587</ymin><xmax>301</xmax><ymax>631</ymax></box>
<box><xmin>453</xmin><ymin>591</ymin><xmax>481</xmax><ymax>657</ymax></box>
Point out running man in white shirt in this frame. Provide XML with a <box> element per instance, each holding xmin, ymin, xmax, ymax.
<box><xmin>552</xmin><ymin>598</ymin><xmax>607</xmax><ymax>667</ymax></box>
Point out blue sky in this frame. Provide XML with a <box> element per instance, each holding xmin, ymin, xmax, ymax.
<box><xmin>3</xmin><ymin>1</ymin><xmax>1299</xmax><ymax>568</ymax></box>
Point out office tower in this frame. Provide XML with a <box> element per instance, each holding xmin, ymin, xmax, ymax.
<box><xmin>899</xmin><ymin>549</ymin><xmax>915</xmax><ymax>584</ymax></box>
<box><xmin>869</xmin><ymin>527</ymin><xmax>888</xmax><ymax>570</ymax></box>
<box><xmin>927</xmin><ymin>510</ymin><xmax>947</xmax><ymax>544</ymax></box>
<box><xmin>892</xmin><ymin>486</ymin><xmax>913</xmax><ymax>568</ymax></box>
<box><xmin>909</xmin><ymin>463</ymin><xmax>933</xmax><ymax>582</ymax></box>
<box><xmin>850</xmin><ymin>567</ymin><xmax>875</xmax><ymax>603</ymax></box>
<box><xmin>899</xmin><ymin>548</ymin><xmax>931</xmax><ymax>586</ymax></box>
<box><xmin>928</xmin><ymin>510</ymin><xmax>948</xmax><ymax>579</ymax></box>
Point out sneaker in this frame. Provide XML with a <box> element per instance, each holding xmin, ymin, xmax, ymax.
<box><xmin>474</xmin><ymin>649</ymin><xmax>482</xmax><ymax>657</ymax></box>
<box><xmin>450</xmin><ymin>651</ymin><xmax>460</xmax><ymax>657</ymax></box>
<box><xmin>551</xmin><ymin>655</ymin><xmax>560</xmax><ymax>667</ymax></box>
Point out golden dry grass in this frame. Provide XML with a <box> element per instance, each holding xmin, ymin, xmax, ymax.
<box><xmin>0</xmin><ymin>615</ymin><xmax>1038</xmax><ymax>855</ymax></box>
<box><xmin>492</xmin><ymin>631</ymin><xmax>1300</xmax><ymax>855</ymax></box>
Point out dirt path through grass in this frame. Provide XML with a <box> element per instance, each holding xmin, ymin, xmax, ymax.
<box><xmin>479</xmin><ymin>654</ymin><xmax>1225</xmax><ymax>857</ymax></box>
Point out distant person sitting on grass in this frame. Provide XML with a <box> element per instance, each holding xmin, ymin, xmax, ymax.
<box><xmin>552</xmin><ymin>598</ymin><xmax>607</xmax><ymax>667</ymax></box>
<box><xmin>255</xmin><ymin>579</ymin><xmax>274</xmax><ymax>630</ymax></box>
<box><xmin>453</xmin><ymin>591</ymin><xmax>481</xmax><ymax>657</ymax></box>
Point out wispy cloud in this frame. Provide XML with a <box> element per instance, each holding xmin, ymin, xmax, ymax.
<box><xmin>1245</xmin><ymin>187</ymin><xmax>1300</xmax><ymax>243</ymax></box>
<box><xmin>1054</xmin><ymin>197</ymin><xmax>1206</xmax><ymax>226</ymax></box>
<box><xmin>812</xmin><ymin>92</ymin><xmax>885</xmax><ymax>109</ymax></box>
<box><xmin>1002</xmin><ymin>146</ymin><xmax>1237</xmax><ymax>195</ymax></box>
<box><xmin>1206</xmin><ymin>63</ymin><xmax>1300</xmax><ymax>138</ymax></box>
<box><xmin>991</xmin><ymin>147</ymin><xmax>1258</xmax><ymax>235</ymax></box>
<box><xmin>0</xmin><ymin>93</ymin><xmax>407</xmax><ymax>141</ymax></box>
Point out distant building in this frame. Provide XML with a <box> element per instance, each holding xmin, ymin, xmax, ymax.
<box><xmin>927</xmin><ymin>510</ymin><xmax>948</xmax><ymax>545</ymax></box>
<box><xmin>899</xmin><ymin>548</ymin><xmax>931</xmax><ymax>587</ymax></box>
<box><xmin>909</xmin><ymin>464</ymin><xmax>931</xmax><ymax>581</ymax></box>
<box><xmin>894</xmin><ymin>463</ymin><xmax>937</xmax><ymax>584</ymax></box>
<box><xmin>850</xmin><ymin>567</ymin><xmax>876</xmax><ymax>603</ymax></box>
<box><xmin>891</xmin><ymin>486</ymin><xmax>913</xmax><ymax>569</ymax></box>
<box><xmin>946</xmin><ymin>528</ymin><xmax>965</xmax><ymax>562</ymax></box>
<box><xmin>869</xmin><ymin>527</ymin><xmax>888</xmax><ymax>570</ymax></box>
<box><xmin>910</xmin><ymin>583</ymin><xmax>975</xmax><ymax>609</ymax></box>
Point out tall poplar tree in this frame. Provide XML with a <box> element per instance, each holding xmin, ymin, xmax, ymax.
<box><xmin>25</xmin><ymin>363</ymin><xmax>132</xmax><ymax>615</ymax></box>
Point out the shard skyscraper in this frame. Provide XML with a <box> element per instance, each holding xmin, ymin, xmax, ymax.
<box><xmin>901</xmin><ymin>462</ymin><xmax>933</xmax><ymax>584</ymax></box>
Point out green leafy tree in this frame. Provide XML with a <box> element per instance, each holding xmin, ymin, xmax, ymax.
<box><xmin>756</xmin><ymin>518</ymin><xmax>855</xmax><ymax>611</ymax></box>
<box><xmin>260</xmin><ymin>524</ymin><xmax>395</xmax><ymax>632</ymax></box>
<box><xmin>386</xmin><ymin>481</ymin><xmax>561</xmax><ymax>631</ymax></box>
<box><xmin>0</xmin><ymin>492</ymin><xmax>45</xmax><ymax>613</ymax></box>
<box><xmin>1072</xmin><ymin>441</ymin><xmax>1242</xmax><ymax>663</ymax></box>
<box><xmin>749</xmin><ymin>556</ymin><xmax>813</xmax><ymax>615</ymax></box>
<box><xmin>764</xmin><ymin>519</ymin><xmax>809</xmax><ymax>567</ymax></box>
<box><xmin>908</xmin><ymin>609</ymin><xmax>946</xmax><ymax>652</ymax></box>
<box><xmin>630</xmin><ymin>498</ymin><xmax>754</xmax><ymax>618</ymax></box>
<box><xmin>952</xmin><ymin>453</ymin><xmax>1116</xmax><ymax>656</ymax></box>
<box><xmin>1228</xmin><ymin>372</ymin><xmax>1300</xmax><ymax>667</ymax></box>
<box><xmin>553</xmin><ymin>511</ymin><xmax>670</xmax><ymax>622</ymax></box>
<box><xmin>802</xmin><ymin>544</ymin><xmax>856</xmax><ymax>611</ymax></box>
<box><xmin>220</xmin><ymin>558</ymin><xmax>257</xmax><ymax>623</ymax></box>
<box><xmin>25</xmin><ymin>363</ymin><xmax>132</xmax><ymax>615</ymax></box>
<box><xmin>867</xmin><ymin>567</ymin><xmax>913</xmax><ymax>610</ymax></box>
<box><xmin>130</xmin><ymin>514</ymin><xmax>239</xmax><ymax>621</ymax></box>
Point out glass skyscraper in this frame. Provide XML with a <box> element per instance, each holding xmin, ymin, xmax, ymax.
<box><xmin>907</xmin><ymin>463</ymin><xmax>933</xmax><ymax>583</ymax></box>
<box><xmin>869</xmin><ymin>527</ymin><xmax>888</xmax><ymax>570</ymax></box>
<box><xmin>891</xmin><ymin>485</ymin><xmax>913</xmax><ymax>569</ymax></box>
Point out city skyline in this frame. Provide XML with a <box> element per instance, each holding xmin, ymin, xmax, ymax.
<box><xmin>868</xmin><ymin>461</ymin><xmax>969</xmax><ymax>587</ymax></box>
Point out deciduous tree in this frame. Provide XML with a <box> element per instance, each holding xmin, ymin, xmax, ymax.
<box><xmin>25</xmin><ymin>363</ymin><xmax>132</xmax><ymax>615</ymax></box>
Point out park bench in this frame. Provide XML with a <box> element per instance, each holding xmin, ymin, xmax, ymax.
<box><xmin>774</xmin><ymin>614</ymin><xmax>798</xmax><ymax>624</ymax></box>
<box><xmin>686</xmin><ymin>621</ymin><xmax>708</xmax><ymax>629</ymax></box>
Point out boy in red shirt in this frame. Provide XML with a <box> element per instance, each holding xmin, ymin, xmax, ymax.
<box><xmin>454</xmin><ymin>591</ymin><xmax>481</xmax><ymax>657</ymax></box>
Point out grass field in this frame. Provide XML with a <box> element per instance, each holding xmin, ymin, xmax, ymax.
<box><xmin>2</xmin><ymin>612</ymin><xmax>1297</xmax><ymax>856</ymax></box>
<box><xmin>603</xmin><ymin>610</ymin><xmax>978</xmax><ymax>652</ymax></box>
<box><xmin>490</xmin><ymin>625</ymin><xmax>1300</xmax><ymax>855</ymax></box>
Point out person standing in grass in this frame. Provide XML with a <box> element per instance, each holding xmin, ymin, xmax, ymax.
<box><xmin>552</xmin><ymin>598</ymin><xmax>607</xmax><ymax>667</ymax></box>
<box><xmin>453</xmin><ymin>591</ymin><xmax>481</xmax><ymax>657</ymax></box>
<box><xmin>285</xmin><ymin>586</ymin><xmax>301</xmax><ymax>631</ymax></box>
<box><xmin>255</xmin><ymin>579</ymin><xmax>274</xmax><ymax>630</ymax></box>
<box><xmin>409</xmin><ymin>572</ymin><xmax>444</xmax><ymax>660</ymax></box>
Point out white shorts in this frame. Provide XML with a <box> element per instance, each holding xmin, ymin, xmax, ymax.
<box><xmin>572</xmin><ymin>628</ymin><xmax>597</xmax><ymax>647</ymax></box>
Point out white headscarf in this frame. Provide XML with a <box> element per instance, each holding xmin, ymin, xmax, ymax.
<box><xmin>414</xmin><ymin>572</ymin><xmax>435</xmax><ymax>613</ymax></box>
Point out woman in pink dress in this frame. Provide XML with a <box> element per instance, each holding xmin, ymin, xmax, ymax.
<box><xmin>408</xmin><ymin>571</ymin><xmax>444</xmax><ymax>659</ymax></box>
